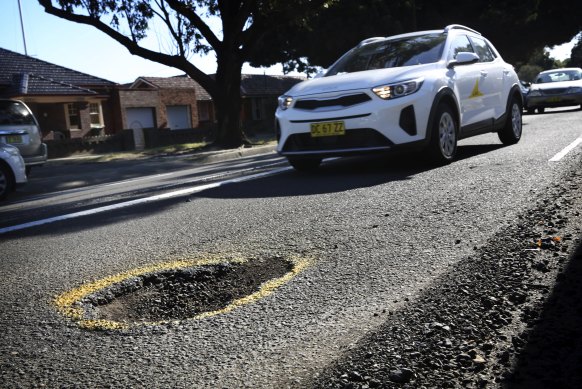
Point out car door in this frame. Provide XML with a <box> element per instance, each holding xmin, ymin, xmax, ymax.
<box><xmin>468</xmin><ymin>36</ymin><xmax>504</xmax><ymax>121</ymax></box>
<box><xmin>446</xmin><ymin>34</ymin><xmax>484</xmax><ymax>127</ymax></box>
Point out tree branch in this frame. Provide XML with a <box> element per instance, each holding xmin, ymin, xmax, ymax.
<box><xmin>164</xmin><ymin>0</ymin><xmax>223</xmax><ymax>52</ymax></box>
<box><xmin>152</xmin><ymin>0</ymin><xmax>187</xmax><ymax>56</ymax></box>
<box><xmin>38</xmin><ymin>0</ymin><xmax>218</xmax><ymax>97</ymax></box>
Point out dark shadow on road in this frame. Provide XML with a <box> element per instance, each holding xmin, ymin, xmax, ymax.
<box><xmin>200</xmin><ymin>143</ymin><xmax>505</xmax><ymax>199</ymax></box>
<box><xmin>1</xmin><ymin>142</ymin><xmax>506</xmax><ymax>238</ymax></box>
<box><xmin>504</xmin><ymin>239</ymin><xmax>582</xmax><ymax>389</ymax></box>
<box><xmin>0</xmin><ymin>194</ymin><xmax>190</xmax><ymax>239</ymax></box>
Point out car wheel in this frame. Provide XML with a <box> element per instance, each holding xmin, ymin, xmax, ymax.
<box><xmin>0</xmin><ymin>163</ymin><xmax>15</xmax><ymax>200</ymax></box>
<box><xmin>498</xmin><ymin>96</ymin><xmax>522</xmax><ymax>145</ymax></box>
<box><xmin>428</xmin><ymin>103</ymin><xmax>457</xmax><ymax>164</ymax></box>
<box><xmin>537</xmin><ymin>107</ymin><xmax>545</xmax><ymax>114</ymax></box>
<box><xmin>526</xmin><ymin>108</ymin><xmax>535</xmax><ymax>115</ymax></box>
<box><xmin>288</xmin><ymin>157</ymin><xmax>322</xmax><ymax>172</ymax></box>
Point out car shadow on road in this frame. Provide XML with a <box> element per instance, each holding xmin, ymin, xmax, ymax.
<box><xmin>201</xmin><ymin>143</ymin><xmax>505</xmax><ymax>199</ymax></box>
<box><xmin>3</xmin><ymin>143</ymin><xmax>505</xmax><ymax>238</ymax></box>
<box><xmin>502</xmin><ymin>239</ymin><xmax>582</xmax><ymax>388</ymax></box>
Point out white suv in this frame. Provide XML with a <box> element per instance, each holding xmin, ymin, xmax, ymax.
<box><xmin>276</xmin><ymin>25</ymin><xmax>523</xmax><ymax>170</ymax></box>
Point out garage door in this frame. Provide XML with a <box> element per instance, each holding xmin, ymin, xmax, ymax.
<box><xmin>126</xmin><ymin>107</ymin><xmax>155</xmax><ymax>151</ymax></box>
<box><xmin>167</xmin><ymin>105</ymin><xmax>191</xmax><ymax>130</ymax></box>
<box><xmin>126</xmin><ymin>107</ymin><xmax>155</xmax><ymax>130</ymax></box>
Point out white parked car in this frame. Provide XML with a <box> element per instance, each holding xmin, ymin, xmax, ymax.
<box><xmin>526</xmin><ymin>68</ymin><xmax>582</xmax><ymax>114</ymax></box>
<box><xmin>0</xmin><ymin>143</ymin><xmax>27</xmax><ymax>200</ymax></box>
<box><xmin>276</xmin><ymin>25</ymin><xmax>523</xmax><ymax>170</ymax></box>
<box><xmin>0</xmin><ymin>99</ymin><xmax>48</xmax><ymax>174</ymax></box>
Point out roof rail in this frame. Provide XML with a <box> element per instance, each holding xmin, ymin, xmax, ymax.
<box><xmin>444</xmin><ymin>24</ymin><xmax>481</xmax><ymax>35</ymax></box>
<box><xmin>357</xmin><ymin>37</ymin><xmax>385</xmax><ymax>47</ymax></box>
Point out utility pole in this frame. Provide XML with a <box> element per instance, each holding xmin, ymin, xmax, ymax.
<box><xmin>17</xmin><ymin>0</ymin><xmax>28</xmax><ymax>56</ymax></box>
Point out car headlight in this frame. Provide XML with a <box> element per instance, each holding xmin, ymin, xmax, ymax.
<box><xmin>278</xmin><ymin>95</ymin><xmax>293</xmax><ymax>110</ymax></box>
<box><xmin>528</xmin><ymin>90</ymin><xmax>542</xmax><ymax>97</ymax></box>
<box><xmin>567</xmin><ymin>86</ymin><xmax>582</xmax><ymax>93</ymax></box>
<box><xmin>372</xmin><ymin>78</ymin><xmax>424</xmax><ymax>100</ymax></box>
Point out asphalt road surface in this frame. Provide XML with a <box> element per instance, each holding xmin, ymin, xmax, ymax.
<box><xmin>1</xmin><ymin>108</ymin><xmax>581</xmax><ymax>388</ymax></box>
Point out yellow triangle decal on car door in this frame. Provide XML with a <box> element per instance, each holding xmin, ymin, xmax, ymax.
<box><xmin>470</xmin><ymin>79</ymin><xmax>484</xmax><ymax>98</ymax></box>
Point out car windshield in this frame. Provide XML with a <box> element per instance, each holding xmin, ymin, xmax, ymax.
<box><xmin>534</xmin><ymin>70</ymin><xmax>582</xmax><ymax>83</ymax></box>
<box><xmin>326</xmin><ymin>33</ymin><xmax>446</xmax><ymax>77</ymax></box>
<box><xmin>0</xmin><ymin>101</ymin><xmax>36</xmax><ymax>125</ymax></box>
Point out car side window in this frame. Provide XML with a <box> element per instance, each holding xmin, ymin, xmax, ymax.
<box><xmin>448</xmin><ymin>35</ymin><xmax>474</xmax><ymax>60</ymax></box>
<box><xmin>469</xmin><ymin>37</ymin><xmax>495</xmax><ymax>62</ymax></box>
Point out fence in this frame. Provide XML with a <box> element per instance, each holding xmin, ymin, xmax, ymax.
<box><xmin>45</xmin><ymin>127</ymin><xmax>215</xmax><ymax>159</ymax></box>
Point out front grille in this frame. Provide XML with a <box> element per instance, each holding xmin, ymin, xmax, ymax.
<box><xmin>282</xmin><ymin>128</ymin><xmax>392</xmax><ymax>152</ymax></box>
<box><xmin>542</xmin><ymin>88</ymin><xmax>567</xmax><ymax>95</ymax></box>
<box><xmin>294</xmin><ymin>93</ymin><xmax>372</xmax><ymax>110</ymax></box>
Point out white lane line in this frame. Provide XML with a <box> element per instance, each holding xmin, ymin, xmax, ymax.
<box><xmin>0</xmin><ymin>166</ymin><xmax>292</xmax><ymax>235</ymax></box>
<box><xmin>550</xmin><ymin>137</ymin><xmax>582</xmax><ymax>162</ymax></box>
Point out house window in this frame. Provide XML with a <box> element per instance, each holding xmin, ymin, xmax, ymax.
<box><xmin>89</xmin><ymin>103</ymin><xmax>104</xmax><ymax>128</ymax></box>
<box><xmin>66</xmin><ymin>103</ymin><xmax>80</xmax><ymax>129</ymax></box>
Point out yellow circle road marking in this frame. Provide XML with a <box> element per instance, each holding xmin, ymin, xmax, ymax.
<box><xmin>54</xmin><ymin>256</ymin><xmax>311</xmax><ymax>331</ymax></box>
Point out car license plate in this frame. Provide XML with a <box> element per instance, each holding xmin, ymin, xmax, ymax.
<box><xmin>6</xmin><ymin>135</ymin><xmax>23</xmax><ymax>144</ymax></box>
<box><xmin>310</xmin><ymin>121</ymin><xmax>345</xmax><ymax>137</ymax></box>
<box><xmin>547</xmin><ymin>96</ymin><xmax>561</xmax><ymax>103</ymax></box>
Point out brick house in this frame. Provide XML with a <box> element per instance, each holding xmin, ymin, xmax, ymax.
<box><xmin>238</xmin><ymin>74</ymin><xmax>305</xmax><ymax>133</ymax></box>
<box><xmin>0</xmin><ymin>47</ymin><xmax>118</xmax><ymax>140</ymax></box>
<box><xmin>1</xmin><ymin>46</ymin><xmax>305</xmax><ymax>151</ymax></box>
<box><xmin>122</xmin><ymin>76</ymin><xmax>201</xmax><ymax>131</ymax></box>
<box><xmin>190</xmin><ymin>73</ymin><xmax>305</xmax><ymax>133</ymax></box>
<box><xmin>123</xmin><ymin>73</ymin><xmax>305</xmax><ymax>134</ymax></box>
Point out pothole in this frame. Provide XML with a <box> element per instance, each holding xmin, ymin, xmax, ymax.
<box><xmin>54</xmin><ymin>256</ymin><xmax>310</xmax><ymax>330</ymax></box>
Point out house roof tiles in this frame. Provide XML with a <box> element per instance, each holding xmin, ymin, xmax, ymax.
<box><xmin>240</xmin><ymin>74</ymin><xmax>305</xmax><ymax>97</ymax></box>
<box><xmin>131</xmin><ymin>73</ymin><xmax>305</xmax><ymax>101</ymax></box>
<box><xmin>0</xmin><ymin>47</ymin><xmax>115</xmax><ymax>97</ymax></box>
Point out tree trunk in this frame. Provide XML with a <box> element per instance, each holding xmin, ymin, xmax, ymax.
<box><xmin>213</xmin><ymin>53</ymin><xmax>244</xmax><ymax>149</ymax></box>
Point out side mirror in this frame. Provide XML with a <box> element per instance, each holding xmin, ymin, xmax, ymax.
<box><xmin>447</xmin><ymin>52</ymin><xmax>480</xmax><ymax>69</ymax></box>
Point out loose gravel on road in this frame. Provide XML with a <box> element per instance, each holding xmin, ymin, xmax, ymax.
<box><xmin>311</xmin><ymin>161</ymin><xmax>582</xmax><ymax>388</ymax></box>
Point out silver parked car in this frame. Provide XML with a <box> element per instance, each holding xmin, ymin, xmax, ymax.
<box><xmin>0</xmin><ymin>99</ymin><xmax>47</xmax><ymax>173</ymax></box>
<box><xmin>526</xmin><ymin>68</ymin><xmax>582</xmax><ymax>114</ymax></box>
<box><xmin>0</xmin><ymin>143</ymin><xmax>27</xmax><ymax>200</ymax></box>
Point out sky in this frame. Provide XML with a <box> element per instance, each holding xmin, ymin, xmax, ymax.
<box><xmin>0</xmin><ymin>0</ymin><xmax>295</xmax><ymax>84</ymax></box>
<box><xmin>0</xmin><ymin>1</ymin><xmax>578</xmax><ymax>84</ymax></box>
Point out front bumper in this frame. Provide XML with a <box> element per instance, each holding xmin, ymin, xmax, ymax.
<box><xmin>527</xmin><ymin>92</ymin><xmax>582</xmax><ymax>109</ymax></box>
<box><xmin>23</xmin><ymin>143</ymin><xmax>48</xmax><ymax>167</ymax></box>
<box><xmin>276</xmin><ymin>89</ymin><xmax>432</xmax><ymax>158</ymax></box>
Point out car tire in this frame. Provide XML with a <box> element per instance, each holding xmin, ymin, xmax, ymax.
<box><xmin>498</xmin><ymin>95</ymin><xmax>522</xmax><ymax>145</ymax></box>
<box><xmin>526</xmin><ymin>108</ymin><xmax>535</xmax><ymax>115</ymax></box>
<box><xmin>428</xmin><ymin>103</ymin><xmax>457</xmax><ymax>164</ymax></box>
<box><xmin>288</xmin><ymin>157</ymin><xmax>322</xmax><ymax>172</ymax></box>
<box><xmin>537</xmin><ymin>107</ymin><xmax>545</xmax><ymax>114</ymax></box>
<box><xmin>0</xmin><ymin>163</ymin><xmax>15</xmax><ymax>200</ymax></box>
